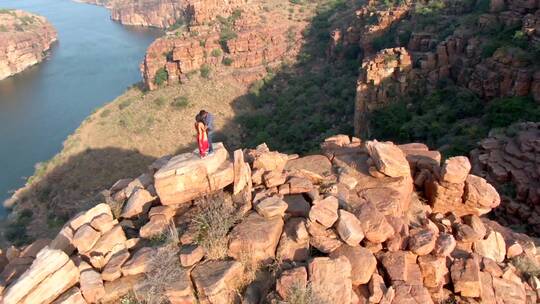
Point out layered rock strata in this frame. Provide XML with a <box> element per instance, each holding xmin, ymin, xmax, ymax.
<box><xmin>0</xmin><ymin>9</ymin><xmax>57</xmax><ymax>80</ymax></box>
<box><xmin>1</xmin><ymin>136</ymin><xmax>539</xmax><ymax>303</ymax></box>
<box><xmin>472</xmin><ymin>122</ymin><xmax>540</xmax><ymax>234</ymax></box>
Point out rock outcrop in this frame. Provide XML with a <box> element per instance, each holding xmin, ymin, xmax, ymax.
<box><xmin>351</xmin><ymin>0</ymin><xmax>540</xmax><ymax>137</ymax></box>
<box><xmin>1</xmin><ymin>136</ymin><xmax>539</xmax><ymax>303</ymax></box>
<box><xmin>140</xmin><ymin>1</ymin><xmax>308</xmax><ymax>90</ymax></box>
<box><xmin>0</xmin><ymin>9</ymin><xmax>57</xmax><ymax>80</ymax></box>
<box><xmin>471</xmin><ymin>122</ymin><xmax>540</xmax><ymax>235</ymax></box>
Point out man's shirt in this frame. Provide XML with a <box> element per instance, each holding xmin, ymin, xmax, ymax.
<box><xmin>204</xmin><ymin>113</ymin><xmax>214</xmax><ymax>131</ymax></box>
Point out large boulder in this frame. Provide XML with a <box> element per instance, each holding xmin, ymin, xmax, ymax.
<box><xmin>330</xmin><ymin>245</ymin><xmax>376</xmax><ymax>286</ymax></box>
<box><xmin>366</xmin><ymin>141</ymin><xmax>411</xmax><ymax>177</ymax></box>
<box><xmin>154</xmin><ymin>143</ymin><xmax>234</xmax><ymax>205</ymax></box>
<box><xmin>228</xmin><ymin>212</ymin><xmax>284</xmax><ymax>264</ymax></box>
<box><xmin>3</xmin><ymin>247</ymin><xmax>74</xmax><ymax>304</ymax></box>
<box><xmin>308</xmin><ymin>256</ymin><xmax>353</xmax><ymax>304</ymax></box>
<box><xmin>191</xmin><ymin>260</ymin><xmax>243</xmax><ymax>304</ymax></box>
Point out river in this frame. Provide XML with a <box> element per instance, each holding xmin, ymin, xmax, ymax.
<box><xmin>0</xmin><ymin>0</ymin><xmax>162</xmax><ymax>216</ymax></box>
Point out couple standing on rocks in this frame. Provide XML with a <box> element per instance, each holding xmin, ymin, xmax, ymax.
<box><xmin>194</xmin><ymin>110</ymin><xmax>214</xmax><ymax>158</ymax></box>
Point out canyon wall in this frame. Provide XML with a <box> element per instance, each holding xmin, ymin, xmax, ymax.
<box><xmin>141</xmin><ymin>2</ymin><xmax>308</xmax><ymax>90</ymax></box>
<box><xmin>0</xmin><ymin>10</ymin><xmax>57</xmax><ymax>81</ymax></box>
<box><xmin>350</xmin><ymin>0</ymin><xmax>540</xmax><ymax>136</ymax></box>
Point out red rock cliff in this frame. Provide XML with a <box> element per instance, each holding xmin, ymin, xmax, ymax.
<box><xmin>0</xmin><ymin>9</ymin><xmax>57</xmax><ymax>81</ymax></box>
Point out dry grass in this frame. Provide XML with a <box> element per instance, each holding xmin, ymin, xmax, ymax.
<box><xmin>285</xmin><ymin>283</ymin><xmax>314</xmax><ymax>304</ymax></box>
<box><xmin>235</xmin><ymin>248</ymin><xmax>262</xmax><ymax>292</ymax></box>
<box><xmin>511</xmin><ymin>255</ymin><xmax>540</xmax><ymax>279</ymax></box>
<box><xmin>193</xmin><ymin>194</ymin><xmax>240</xmax><ymax>260</ymax></box>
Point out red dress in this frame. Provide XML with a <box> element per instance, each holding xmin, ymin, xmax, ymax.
<box><xmin>196</xmin><ymin>122</ymin><xmax>209</xmax><ymax>157</ymax></box>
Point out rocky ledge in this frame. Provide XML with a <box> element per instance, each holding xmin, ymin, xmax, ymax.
<box><xmin>0</xmin><ymin>9</ymin><xmax>57</xmax><ymax>81</ymax></box>
<box><xmin>0</xmin><ymin>136</ymin><xmax>539</xmax><ymax>303</ymax></box>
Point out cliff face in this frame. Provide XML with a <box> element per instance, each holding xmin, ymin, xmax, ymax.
<box><xmin>141</xmin><ymin>1</ymin><xmax>309</xmax><ymax>90</ymax></box>
<box><xmin>0</xmin><ymin>10</ymin><xmax>57</xmax><ymax>81</ymax></box>
<box><xmin>79</xmin><ymin>0</ymin><xmax>248</xmax><ymax>28</ymax></box>
<box><xmin>1</xmin><ymin>137</ymin><xmax>539</xmax><ymax>304</ymax></box>
<box><xmin>349</xmin><ymin>0</ymin><xmax>540</xmax><ymax>137</ymax></box>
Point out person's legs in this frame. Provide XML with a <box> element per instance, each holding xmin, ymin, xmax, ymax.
<box><xmin>207</xmin><ymin>131</ymin><xmax>214</xmax><ymax>153</ymax></box>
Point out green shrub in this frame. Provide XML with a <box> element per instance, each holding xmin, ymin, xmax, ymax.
<box><xmin>200</xmin><ymin>64</ymin><xmax>211</xmax><ymax>79</ymax></box>
<box><xmin>153</xmin><ymin>97</ymin><xmax>166</xmax><ymax>107</ymax></box>
<box><xmin>210</xmin><ymin>48</ymin><xmax>222</xmax><ymax>57</ymax></box>
<box><xmin>170</xmin><ymin>96</ymin><xmax>189</xmax><ymax>109</ymax></box>
<box><xmin>0</xmin><ymin>25</ymin><xmax>7</xmax><ymax>32</ymax></box>
<box><xmin>100</xmin><ymin>109</ymin><xmax>111</xmax><ymax>118</ymax></box>
<box><xmin>486</xmin><ymin>96</ymin><xmax>540</xmax><ymax>128</ymax></box>
<box><xmin>118</xmin><ymin>99</ymin><xmax>133</xmax><ymax>110</ymax></box>
<box><xmin>222</xmin><ymin>57</ymin><xmax>233</xmax><ymax>66</ymax></box>
<box><xmin>153</xmin><ymin>68</ymin><xmax>168</xmax><ymax>86</ymax></box>
<box><xmin>168</xmin><ymin>17</ymin><xmax>185</xmax><ymax>31</ymax></box>
<box><xmin>6</xmin><ymin>209</ymin><xmax>34</xmax><ymax>246</ymax></box>
<box><xmin>194</xmin><ymin>194</ymin><xmax>239</xmax><ymax>259</ymax></box>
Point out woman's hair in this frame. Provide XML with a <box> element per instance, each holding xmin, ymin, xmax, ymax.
<box><xmin>195</xmin><ymin>113</ymin><xmax>206</xmax><ymax>125</ymax></box>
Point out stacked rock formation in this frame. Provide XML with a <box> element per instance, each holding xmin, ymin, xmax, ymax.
<box><xmin>471</xmin><ymin>122</ymin><xmax>540</xmax><ymax>235</ymax></box>
<box><xmin>0</xmin><ymin>137</ymin><xmax>539</xmax><ymax>303</ymax></box>
<box><xmin>0</xmin><ymin>9</ymin><xmax>57</xmax><ymax>80</ymax></box>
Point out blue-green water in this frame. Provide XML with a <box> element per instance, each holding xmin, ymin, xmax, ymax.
<box><xmin>0</xmin><ymin>0</ymin><xmax>162</xmax><ymax>216</ymax></box>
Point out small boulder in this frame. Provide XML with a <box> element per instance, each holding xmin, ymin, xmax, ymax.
<box><xmin>276</xmin><ymin>267</ymin><xmax>308</xmax><ymax>301</ymax></box>
<box><xmin>336</xmin><ymin>210</ymin><xmax>365</xmax><ymax>246</ymax></box>
<box><xmin>72</xmin><ymin>224</ymin><xmax>101</xmax><ymax>254</ymax></box>
<box><xmin>255</xmin><ymin>196</ymin><xmax>288</xmax><ymax>218</ymax></box>
<box><xmin>433</xmin><ymin>233</ymin><xmax>456</xmax><ymax>257</ymax></box>
<box><xmin>180</xmin><ymin>245</ymin><xmax>205</xmax><ymax>267</ymax></box>
<box><xmin>191</xmin><ymin>260</ymin><xmax>243</xmax><ymax>304</ymax></box>
<box><xmin>283</xmin><ymin>195</ymin><xmax>311</xmax><ymax>217</ymax></box>
<box><xmin>309</xmin><ymin>196</ymin><xmax>339</xmax><ymax>228</ymax></box>
<box><xmin>473</xmin><ymin>231</ymin><xmax>506</xmax><ymax>263</ymax></box>
<box><xmin>354</xmin><ymin>202</ymin><xmax>394</xmax><ymax>243</ymax></box>
<box><xmin>121</xmin><ymin>188</ymin><xmax>155</xmax><ymax>218</ymax></box>
<box><xmin>121</xmin><ymin>247</ymin><xmax>154</xmax><ymax>276</ymax></box>
<box><xmin>330</xmin><ymin>245</ymin><xmax>376</xmax><ymax>285</ymax></box>
<box><xmin>440</xmin><ymin>156</ymin><xmax>471</xmax><ymax>184</ymax></box>
<box><xmin>366</xmin><ymin>141</ymin><xmax>411</xmax><ymax>177</ymax></box>
<box><xmin>263</xmin><ymin>171</ymin><xmax>288</xmax><ymax>188</ymax></box>
<box><xmin>408</xmin><ymin>228</ymin><xmax>437</xmax><ymax>255</ymax></box>
<box><xmin>451</xmin><ymin>255</ymin><xmax>482</xmax><ymax>298</ymax></box>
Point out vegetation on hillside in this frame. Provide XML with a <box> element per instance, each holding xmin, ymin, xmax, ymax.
<box><xmin>238</xmin><ymin>0</ymin><xmax>359</xmax><ymax>154</ymax></box>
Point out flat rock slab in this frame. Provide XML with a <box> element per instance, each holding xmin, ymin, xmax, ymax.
<box><xmin>154</xmin><ymin>143</ymin><xmax>234</xmax><ymax>205</ymax></box>
<box><xmin>228</xmin><ymin>212</ymin><xmax>284</xmax><ymax>264</ymax></box>
<box><xmin>285</xmin><ymin>155</ymin><xmax>332</xmax><ymax>178</ymax></box>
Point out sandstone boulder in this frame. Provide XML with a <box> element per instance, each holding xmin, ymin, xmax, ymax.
<box><xmin>121</xmin><ymin>188</ymin><xmax>155</xmax><ymax>218</ymax></box>
<box><xmin>252</xmin><ymin>151</ymin><xmax>289</xmax><ymax>172</ymax></box>
<box><xmin>122</xmin><ymin>247</ymin><xmax>154</xmax><ymax>276</ymax></box>
<box><xmin>473</xmin><ymin>231</ymin><xmax>506</xmax><ymax>263</ymax></box>
<box><xmin>101</xmin><ymin>249</ymin><xmax>130</xmax><ymax>281</ymax></box>
<box><xmin>276</xmin><ymin>267</ymin><xmax>308</xmax><ymax>301</ymax></box>
<box><xmin>255</xmin><ymin>196</ymin><xmax>288</xmax><ymax>218</ymax></box>
<box><xmin>154</xmin><ymin>143</ymin><xmax>234</xmax><ymax>205</ymax></box>
<box><xmin>51</xmin><ymin>287</ymin><xmax>86</xmax><ymax>304</ymax></box>
<box><xmin>228</xmin><ymin>212</ymin><xmax>284</xmax><ymax>264</ymax></box>
<box><xmin>180</xmin><ymin>245</ymin><xmax>205</xmax><ymax>267</ymax></box>
<box><xmin>330</xmin><ymin>245</ymin><xmax>376</xmax><ymax>285</ymax></box>
<box><xmin>408</xmin><ymin>228</ymin><xmax>437</xmax><ymax>255</ymax></box>
<box><xmin>3</xmin><ymin>247</ymin><xmax>71</xmax><ymax>304</ymax></box>
<box><xmin>276</xmin><ymin>218</ymin><xmax>310</xmax><ymax>262</ymax></box>
<box><xmin>308</xmin><ymin>256</ymin><xmax>353</xmax><ymax>304</ymax></box>
<box><xmin>463</xmin><ymin>175</ymin><xmax>501</xmax><ymax>215</ymax></box>
<box><xmin>366</xmin><ymin>141</ymin><xmax>411</xmax><ymax>177</ymax></box>
<box><xmin>418</xmin><ymin>254</ymin><xmax>449</xmax><ymax>289</ymax></box>
<box><xmin>283</xmin><ymin>194</ymin><xmax>311</xmax><ymax>217</ymax></box>
<box><xmin>72</xmin><ymin>224</ymin><xmax>101</xmax><ymax>254</ymax></box>
<box><xmin>380</xmin><ymin>251</ymin><xmax>422</xmax><ymax>285</ymax></box>
<box><xmin>263</xmin><ymin>171</ymin><xmax>287</xmax><ymax>188</ymax></box>
<box><xmin>309</xmin><ymin>196</ymin><xmax>339</xmax><ymax>228</ymax></box>
<box><xmin>191</xmin><ymin>260</ymin><xmax>243</xmax><ymax>304</ymax></box>
<box><xmin>354</xmin><ymin>202</ymin><xmax>394</xmax><ymax>243</ymax></box>
<box><xmin>79</xmin><ymin>263</ymin><xmax>105</xmax><ymax>303</ymax></box>
<box><xmin>336</xmin><ymin>209</ymin><xmax>365</xmax><ymax>246</ymax></box>
<box><xmin>451</xmin><ymin>255</ymin><xmax>482</xmax><ymax>298</ymax></box>
<box><xmin>440</xmin><ymin>156</ymin><xmax>471</xmax><ymax>184</ymax></box>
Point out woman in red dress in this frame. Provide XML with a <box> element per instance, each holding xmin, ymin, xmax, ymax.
<box><xmin>195</xmin><ymin>114</ymin><xmax>209</xmax><ymax>158</ymax></box>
